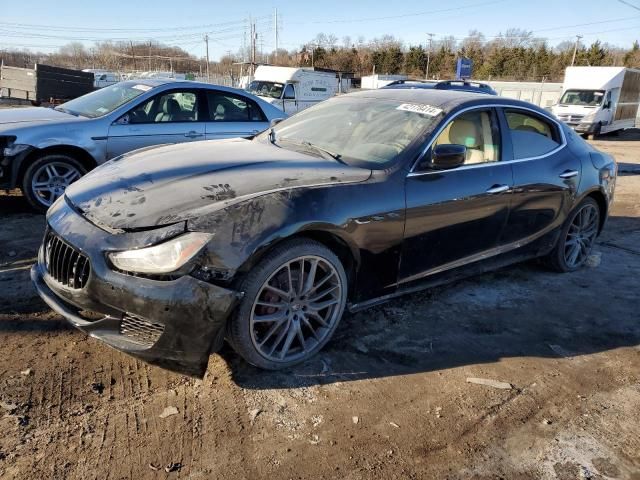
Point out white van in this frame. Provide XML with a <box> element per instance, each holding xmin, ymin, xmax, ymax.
<box><xmin>552</xmin><ymin>66</ymin><xmax>640</xmax><ymax>138</ymax></box>
<box><xmin>246</xmin><ymin>66</ymin><xmax>349</xmax><ymax>114</ymax></box>
<box><xmin>83</xmin><ymin>69</ymin><xmax>120</xmax><ymax>89</ymax></box>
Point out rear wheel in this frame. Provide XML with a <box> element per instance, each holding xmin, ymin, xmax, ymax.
<box><xmin>22</xmin><ymin>154</ymin><xmax>85</xmax><ymax>212</ymax></box>
<box><xmin>229</xmin><ymin>239</ymin><xmax>348</xmax><ymax>370</ymax></box>
<box><xmin>587</xmin><ymin>123</ymin><xmax>602</xmax><ymax>140</ymax></box>
<box><xmin>546</xmin><ymin>197</ymin><xmax>600</xmax><ymax>272</ymax></box>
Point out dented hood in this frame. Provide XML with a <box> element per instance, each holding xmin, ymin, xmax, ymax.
<box><xmin>65</xmin><ymin>138</ymin><xmax>372</xmax><ymax>230</ymax></box>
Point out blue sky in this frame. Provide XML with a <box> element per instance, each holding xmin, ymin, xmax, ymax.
<box><xmin>2</xmin><ymin>0</ymin><xmax>640</xmax><ymax>60</ymax></box>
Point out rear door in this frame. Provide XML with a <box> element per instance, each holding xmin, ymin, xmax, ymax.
<box><xmin>106</xmin><ymin>88</ymin><xmax>205</xmax><ymax>159</ymax></box>
<box><xmin>204</xmin><ymin>90</ymin><xmax>269</xmax><ymax>140</ymax></box>
<box><xmin>499</xmin><ymin>107</ymin><xmax>581</xmax><ymax>244</ymax></box>
<box><xmin>399</xmin><ymin>107</ymin><xmax>514</xmax><ymax>286</ymax></box>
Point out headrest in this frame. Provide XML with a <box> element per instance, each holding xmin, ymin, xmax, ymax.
<box><xmin>449</xmin><ymin>119</ymin><xmax>480</xmax><ymax>148</ymax></box>
<box><xmin>163</xmin><ymin>98</ymin><xmax>181</xmax><ymax>114</ymax></box>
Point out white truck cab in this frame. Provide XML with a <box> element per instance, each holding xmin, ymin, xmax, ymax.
<box><xmin>552</xmin><ymin>66</ymin><xmax>640</xmax><ymax>138</ymax></box>
<box><xmin>246</xmin><ymin>66</ymin><xmax>349</xmax><ymax>114</ymax></box>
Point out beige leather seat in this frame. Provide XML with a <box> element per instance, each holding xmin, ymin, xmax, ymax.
<box><xmin>448</xmin><ymin>119</ymin><xmax>486</xmax><ymax>164</ymax></box>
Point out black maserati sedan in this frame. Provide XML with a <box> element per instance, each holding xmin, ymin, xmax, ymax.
<box><xmin>31</xmin><ymin>89</ymin><xmax>617</xmax><ymax>376</ymax></box>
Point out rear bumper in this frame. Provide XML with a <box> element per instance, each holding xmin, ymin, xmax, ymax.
<box><xmin>30</xmin><ymin>199</ymin><xmax>239</xmax><ymax>377</ymax></box>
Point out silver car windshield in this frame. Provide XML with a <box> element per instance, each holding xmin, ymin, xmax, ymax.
<box><xmin>268</xmin><ymin>96</ymin><xmax>443</xmax><ymax>166</ymax></box>
<box><xmin>55</xmin><ymin>82</ymin><xmax>153</xmax><ymax>118</ymax></box>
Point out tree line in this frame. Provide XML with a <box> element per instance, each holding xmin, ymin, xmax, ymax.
<box><xmin>2</xmin><ymin>29</ymin><xmax>640</xmax><ymax>82</ymax></box>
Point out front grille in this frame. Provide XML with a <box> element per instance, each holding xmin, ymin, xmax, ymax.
<box><xmin>120</xmin><ymin>313</ymin><xmax>164</xmax><ymax>347</ymax></box>
<box><xmin>44</xmin><ymin>230</ymin><xmax>91</xmax><ymax>289</ymax></box>
<box><xmin>558</xmin><ymin>114</ymin><xmax>584</xmax><ymax>124</ymax></box>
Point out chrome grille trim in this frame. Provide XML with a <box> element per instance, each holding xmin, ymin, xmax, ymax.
<box><xmin>44</xmin><ymin>230</ymin><xmax>91</xmax><ymax>289</ymax></box>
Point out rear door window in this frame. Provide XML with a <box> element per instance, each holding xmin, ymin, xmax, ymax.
<box><xmin>206</xmin><ymin>91</ymin><xmax>266</xmax><ymax>122</ymax></box>
<box><xmin>504</xmin><ymin>109</ymin><xmax>561</xmax><ymax>159</ymax></box>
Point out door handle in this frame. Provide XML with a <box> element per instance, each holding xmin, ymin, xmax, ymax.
<box><xmin>486</xmin><ymin>184</ymin><xmax>510</xmax><ymax>194</ymax></box>
<box><xmin>184</xmin><ymin>131</ymin><xmax>204</xmax><ymax>138</ymax></box>
<box><xmin>559</xmin><ymin>169</ymin><xmax>579</xmax><ymax>179</ymax></box>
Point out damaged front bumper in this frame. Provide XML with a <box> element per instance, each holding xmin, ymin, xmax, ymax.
<box><xmin>30</xmin><ymin>198</ymin><xmax>239</xmax><ymax>377</ymax></box>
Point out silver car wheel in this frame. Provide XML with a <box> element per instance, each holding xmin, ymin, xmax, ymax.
<box><xmin>564</xmin><ymin>203</ymin><xmax>599</xmax><ymax>268</ymax></box>
<box><xmin>249</xmin><ymin>255</ymin><xmax>343</xmax><ymax>363</ymax></box>
<box><xmin>31</xmin><ymin>161</ymin><xmax>82</xmax><ymax>207</ymax></box>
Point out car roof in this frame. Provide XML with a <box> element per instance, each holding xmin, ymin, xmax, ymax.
<box><xmin>123</xmin><ymin>79</ymin><xmax>247</xmax><ymax>94</ymax></box>
<box><xmin>345</xmin><ymin>88</ymin><xmax>553</xmax><ymax>117</ymax></box>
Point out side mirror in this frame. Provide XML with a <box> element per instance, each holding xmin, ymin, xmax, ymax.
<box><xmin>603</xmin><ymin>101</ymin><xmax>611</xmax><ymax>110</ymax></box>
<box><xmin>429</xmin><ymin>144</ymin><xmax>466</xmax><ymax>170</ymax></box>
<box><xmin>270</xmin><ymin>118</ymin><xmax>285</xmax><ymax>128</ymax></box>
<box><xmin>114</xmin><ymin>114</ymin><xmax>130</xmax><ymax>125</ymax></box>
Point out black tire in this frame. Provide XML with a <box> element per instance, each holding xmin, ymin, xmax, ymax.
<box><xmin>587</xmin><ymin>123</ymin><xmax>602</xmax><ymax>140</ymax></box>
<box><xmin>228</xmin><ymin>238</ymin><xmax>348</xmax><ymax>370</ymax></box>
<box><xmin>22</xmin><ymin>154</ymin><xmax>86</xmax><ymax>213</ymax></box>
<box><xmin>545</xmin><ymin>197</ymin><xmax>600</xmax><ymax>273</ymax></box>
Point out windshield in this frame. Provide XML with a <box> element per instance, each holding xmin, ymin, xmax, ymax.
<box><xmin>559</xmin><ymin>89</ymin><xmax>605</xmax><ymax>106</ymax></box>
<box><xmin>263</xmin><ymin>96</ymin><xmax>443</xmax><ymax>167</ymax></box>
<box><xmin>247</xmin><ymin>80</ymin><xmax>284</xmax><ymax>99</ymax></box>
<box><xmin>55</xmin><ymin>81</ymin><xmax>153</xmax><ymax>118</ymax></box>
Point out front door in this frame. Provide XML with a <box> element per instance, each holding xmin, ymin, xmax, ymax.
<box><xmin>499</xmin><ymin>107</ymin><xmax>581</xmax><ymax>244</ymax></box>
<box><xmin>107</xmin><ymin>89</ymin><xmax>205</xmax><ymax>159</ymax></box>
<box><xmin>399</xmin><ymin>108</ymin><xmax>513</xmax><ymax>286</ymax></box>
<box><xmin>204</xmin><ymin>90</ymin><xmax>270</xmax><ymax>140</ymax></box>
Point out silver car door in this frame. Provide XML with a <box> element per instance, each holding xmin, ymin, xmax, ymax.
<box><xmin>106</xmin><ymin>89</ymin><xmax>205</xmax><ymax>159</ymax></box>
<box><xmin>204</xmin><ymin>90</ymin><xmax>269</xmax><ymax>140</ymax></box>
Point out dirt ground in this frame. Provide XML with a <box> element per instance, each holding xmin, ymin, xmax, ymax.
<box><xmin>0</xmin><ymin>131</ymin><xmax>639</xmax><ymax>480</ymax></box>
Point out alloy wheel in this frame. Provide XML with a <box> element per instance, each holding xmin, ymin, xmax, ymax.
<box><xmin>249</xmin><ymin>255</ymin><xmax>343</xmax><ymax>363</ymax></box>
<box><xmin>564</xmin><ymin>203</ymin><xmax>599</xmax><ymax>268</ymax></box>
<box><xmin>31</xmin><ymin>162</ymin><xmax>82</xmax><ymax>207</ymax></box>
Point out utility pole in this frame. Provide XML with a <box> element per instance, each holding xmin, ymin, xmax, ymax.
<box><xmin>252</xmin><ymin>21</ymin><xmax>258</xmax><ymax>74</ymax></box>
<box><xmin>571</xmin><ymin>34</ymin><xmax>583</xmax><ymax>66</ymax></box>
<box><xmin>148</xmin><ymin>41</ymin><xmax>152</xmax><ymax>71</ymax></box>
<box><xmin>204</xmin><ymin>34</ymin><xmax>210</xmax><ymax>82</ymax></box>
<box><xmin>274</xmin><ymin>8</ymin><xmax>279</xmax><ymax>64</ymax></box>
<box><xmin>425</xmin><ymin>33</ymin><xmax>434</xmax><ymax>79</ymax></box>
<box><xmin>130</xmin><ymin>40</ymin><xmax>136</xmax><ymax>71</ymax></box>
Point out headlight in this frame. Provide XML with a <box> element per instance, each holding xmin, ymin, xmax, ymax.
<box><xmin>581</xmin><ymin>112</ymin><xmax>596</xmax><ymax>122</ymax></box>
<box><xmin>108</xmin><ymin>232</ymin><xmax>212</xmax><ymax>274</ymax></box>
<box><xmin>3</xmin><ymin>143</ymin><xmax>30</xmax><ymax>157</ymax></box>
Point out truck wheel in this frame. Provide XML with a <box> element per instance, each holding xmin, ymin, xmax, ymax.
<box><xmin>229</xmin><ymin>238</ymin><xmax>348</xmax><ymax>370</ymax></box>
<box><xmin>22</xmin><ymin>154</ymin><xmax>86</xmax><ymax>213</ymax></box>
<box><xmin>545</xmin><ymin>197</ymin><xmax>600</xmax><ymax>273</ymax></box>
<box><xmin>587</xmin><ymin>123</ymin><xmax>602</xmax><ymax>140</ymax></box>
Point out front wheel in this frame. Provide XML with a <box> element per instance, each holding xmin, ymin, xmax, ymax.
<box><xmin>22</xmin><ymin>154</ymin><xmax>86</xmax><ymax>212</ymax></box>
<box><xmin>545</xmin><ymin>197</ymin><xmax>600</xmax><ymax>272</ymax></box>
<box><xmin>229</xmin><ymin>239</ymin><xmax>348</xmax><ymax>370</ymax></box>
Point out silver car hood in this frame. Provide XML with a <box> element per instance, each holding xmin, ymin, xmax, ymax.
<box><xmin>0</xmin><ymin>107</ymin><xmax>84</xmax><ymax>131</ymax></box>
<box><xmin>65</xmin><ymin>138</ymin><xmax>372</xmax><ymax>231</ymax></box>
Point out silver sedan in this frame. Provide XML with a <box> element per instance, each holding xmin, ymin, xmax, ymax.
<box><xmin>0</xmin><ymin>80</ymin><xmax>285</xmax><ymax>211</ymax></box>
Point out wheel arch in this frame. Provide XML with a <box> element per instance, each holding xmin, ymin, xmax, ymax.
<box><xmin>235</xmin><ymin>228</ymin><xmax>361</xmax><ymax>298</ymax></box>
<box><xmin>580</xmin><ymin>188</ymin><xmax>608</xmax><ymax>233</ymax></box>
<box><xmin>14</xmin><ymin>144</ymin><xmax>97</xmax><ymax>187</ymax></box>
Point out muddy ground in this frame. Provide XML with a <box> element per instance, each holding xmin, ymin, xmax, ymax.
<box><xmin>0</xmin><ymin>131</ymin><xmax>639</xmax><ymax>480</ymax></box>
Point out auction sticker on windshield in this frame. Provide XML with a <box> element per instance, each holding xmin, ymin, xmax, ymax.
<box><xmin>396</xmin><ymin>103</ymin><xmax>443</xmax><ymax>116</ymax></box>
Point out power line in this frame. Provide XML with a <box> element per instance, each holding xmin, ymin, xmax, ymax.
<box><xmin>618</xmin><ymin>0</ymin><xmax>640</xmax><ymax>12</ymax></box>
<box><xmin>307</xmin><ymin>0</ymin><xmax>508</xmax><ymax>23</ymax></box>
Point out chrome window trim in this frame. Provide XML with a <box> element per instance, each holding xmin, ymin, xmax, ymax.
<box><xmin>408</xmin><ymin>103</ymin><xmax>568</xmax><ymax>177</ymax></box>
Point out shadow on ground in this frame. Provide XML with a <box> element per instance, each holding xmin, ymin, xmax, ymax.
<box><xmin>227</xmin><ymin>215</ymin><xmax>640</xmax><ymax>390</ymax></box>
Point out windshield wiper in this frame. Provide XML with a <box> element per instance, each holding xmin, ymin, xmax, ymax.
<box><xmin>54</xmin><ymin>106</ymin><xmax>80</xmax><ymax>117</ymax></box>
<box><xmin>299</xmin><ymin>141</ymin><xmax>344</xmax><ymax>163</ymax></box>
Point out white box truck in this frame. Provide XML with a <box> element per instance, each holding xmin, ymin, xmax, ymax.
<box><xmin>552</xmin><ymin>66</ymin><xmax>640</xmax><ymax>138</ymax></box>
<box><xmin>246</xmin><ymin>66</ymin><xmax>349</xmax><ymax>114</ymax></box>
